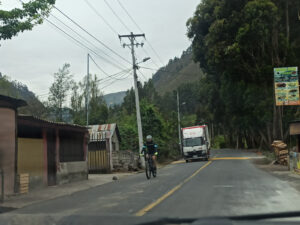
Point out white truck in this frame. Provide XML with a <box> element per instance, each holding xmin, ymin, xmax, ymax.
<box><xmin>182</xmin><ymin>125</ymin><xmax>211</xmax><ymax>162</ymax></box>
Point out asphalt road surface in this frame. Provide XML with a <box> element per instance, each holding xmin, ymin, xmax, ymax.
<box><xmin>2</xmin><ymin>149</ymin><xmax>300</xmax><ymax>225</ymax></box>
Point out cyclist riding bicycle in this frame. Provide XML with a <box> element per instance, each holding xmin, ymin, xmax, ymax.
<box><xmin>141</xmin><ymin>135</ymin><xmax>158</xmax><ymax>171</ymax></box>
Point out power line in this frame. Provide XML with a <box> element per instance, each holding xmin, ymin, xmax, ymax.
<box><xmin>53</xmin><ymin>5</ymin><xmax>132</xmax><ymax>65</ymax></box>
<box><xmin>103</xmin><ymin>0</ymin><xmax>131</xmax><ymax>32</ymax></box>
<box><xmin>45</xmin><ymin>18</ymin><xmax>119</xmax><ymax>76</ymax></box>
<box><xmin>116</xmin><ymin>0</ymin><xmax>165</xmax><ymax>66</ymax></box>
<box><xmin>140</xmin><ymin>47</ymin><xmax>160</xmax><ymax>69</ymax></box>
<box><xmin>89</xmin><ymin>54</ymin><xmax>132</xmax><ymax>80</ymax></box>
<box><xmin>140</xmin><ymin>66</ymin><xmax>200</xmax><ymax>77</ymax></box>
<box><xmin>84</xmin><ymin>0</ymin><xmax>119</xmax><ymax>35</ymax></box>
<box><xmin>137</xmin><ymin>70</ymin><xmax>147</xmax><ymax>81</ymax></box>
<box><xmin>116</xmin><ymin>0</ymin><xmax>143</xmax><ymax>32</ymax></box>
<box><xmin>50</xmin><ymin>13</ymin><xmax>127</xmax><ymax>70</ymax></box>
<box><xmin>100</xmin><ymin>70</ymin><xmax>132</xmax><ymax>89</ymax></box>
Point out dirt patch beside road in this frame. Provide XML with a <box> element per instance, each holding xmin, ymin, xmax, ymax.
<box><xmin>253</xmin><ymin>157</ymin><xmax>300</xmax><ymax>193</ymax></box>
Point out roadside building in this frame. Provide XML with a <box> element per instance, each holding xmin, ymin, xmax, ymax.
<box><xmin>88</xmin><ymin>124</ymin><xmax>121</xmax><ymax>172</ymax></box>
<box><xmin>0</xmin><ymin>95</ymin><xmax>89</xmax><ymax>196</ymax></box>
<box><xmin>0</xmin><ymin>95</ymin><xmax>27</xmax><ymax>195</ymax></box>
<box><xmin>289</xmin><ymin>120</ymin><xmax>300</xmax><ymax>172</ymax></box>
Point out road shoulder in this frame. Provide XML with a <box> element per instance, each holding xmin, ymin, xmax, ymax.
<box><xmin>253</xmin><ymin>157</ymin><xmax>300</xmax><ymax>193</ymax></box>
<box><xmin>0</xmin><ymin>173</ymin><xmax>134</xmax><ymax>210</ymax></box>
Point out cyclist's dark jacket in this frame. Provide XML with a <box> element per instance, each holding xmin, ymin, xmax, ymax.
<box><xmin>142</xmin><ymin>141</ymin><xmax>158</xmax><ymax>155</ymax></box>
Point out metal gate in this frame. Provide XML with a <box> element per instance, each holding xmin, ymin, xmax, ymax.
<box><xmin>88</xmin><ymin>141</ymin><xmax>110</xmax><ymax>173</ymax></box>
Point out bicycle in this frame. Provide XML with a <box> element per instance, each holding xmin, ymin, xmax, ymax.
<box><xmin>145</xmin><ymin>154</ymin><xmax>156</xmax><ymax>179</ymax></box>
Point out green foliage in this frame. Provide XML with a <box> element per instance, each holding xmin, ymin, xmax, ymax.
<box><xmin>48</xmin><ymin>63</ymin><xmax>73</xmax><ymax>122</ymax></box>
<box><xmin>212</xmin><ymin>135</ymin><xmax>226</xmax><ymax>149</ymax></box>
<box><xmin>0</xmin><ymin>0</ymin><xmax>55</xmax><ymax>40</ymax></box>
<box><xmin>152</xmin><ymin>47</ymin><xmax>204</xmax><ymax>95</ymax></box>
<box><xmin>187</xmin><ymin>0</ymin><xmax>300</xmax><ymax>149</ymax></box>
<box><xmin>0</xmin><ymin>74</ymin><xmax>47</xmax><ymax>117</ymax></box>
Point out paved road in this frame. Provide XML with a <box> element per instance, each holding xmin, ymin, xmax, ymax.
<box><xmin>2</xmin><ymin>149</ymin><xmax>300</xmax><ymax>225</ymax></box>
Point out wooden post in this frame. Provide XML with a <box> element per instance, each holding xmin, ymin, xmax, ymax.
<box><xmin>1</xmin><ymin>169</ymin><xmax>4</xmax><ymax>203</ymax></box>
<box><xmin>55</xmin><ymin>129</ymin><xmax>60</xmax><ymax>173</ymax></box>
<box><xmin>42</xmin><ymin>129</ymin><xmax>48</xmax><ymax>185</ymax></box>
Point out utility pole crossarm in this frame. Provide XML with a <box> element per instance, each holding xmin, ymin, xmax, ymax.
<box><xmin>119</xmin><ymin>33</ymin><xmax>145</xmax><ymax>39</ymax></box>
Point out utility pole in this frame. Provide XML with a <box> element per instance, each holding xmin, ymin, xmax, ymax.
<box><xmin>177</xmin><ymin>91</ymin><xmax>182</xmax><ymax>154</ymax></box>
<box><xmin>119</xmin><ymin>32</ymin><xmax>145</xmax><ymax>166</ymax></box>
<box><xmin>86</xmin><ymin>53</ymin><xmax>90</xmax><ymax>126</ymax></box>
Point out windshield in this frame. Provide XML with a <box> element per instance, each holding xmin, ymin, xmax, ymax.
<box><xmin>1</xmin><ymin>0</ymin><xmax>300</xmax><ymax>224</ymax></box>
<box><xmin>183</xmin><ymin>137</ymin><xmax>204</xmax><ymax>147</ymax></box>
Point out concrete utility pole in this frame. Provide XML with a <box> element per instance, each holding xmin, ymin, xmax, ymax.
<box><xmin>119</xmin><ymin>32</ymin><xmax>145</xmax><ymax>166</ymax></box>
<box><xmin>86</xmin><ymin>53</ymin><xmax>90</xmax><ymax>126</ymax></box>
<box><xmin>177</xmin><ymin>91</ymin><xmax>182</xmax><ymax>154</ymax></box>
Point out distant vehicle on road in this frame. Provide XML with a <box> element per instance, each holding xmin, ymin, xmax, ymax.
<box><xmin>182</xmin><ymin>125</ymin><xmax>210</xmax><ymax>162</ymax></box>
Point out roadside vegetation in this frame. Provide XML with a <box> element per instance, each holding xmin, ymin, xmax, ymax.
<box><xmin>1</xmin><ymin>0</ymin><xmax>300</xmax><ymax>159</ymax></box>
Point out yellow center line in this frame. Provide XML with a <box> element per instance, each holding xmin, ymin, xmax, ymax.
<box><xmin>135</xmin><ymin>161</ymin><xmax>212</xmax><ymax>217</ymax></box>
<box><xmin>211</xmin><ymin>157</ymin><xmax>250</xmax><ymax>160</ymax></box>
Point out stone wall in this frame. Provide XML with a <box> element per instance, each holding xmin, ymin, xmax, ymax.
<box><xmin>112</xmin><ymin>151</ymin><xmax>139</xmax><ymax>172</ymax></box>
<box><xmin>56</xmin><ymin>161</ymin><xmax>88</xmax><ymax>185</ymax></box>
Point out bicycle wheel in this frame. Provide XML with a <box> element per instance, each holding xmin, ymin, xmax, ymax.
<box><xmin>152</xmin><ymin>167</ymin><xmax>157</xmax><ymax>177</ymax></box>
<box><xmin>145</xmin><ymin>161</ymin><xmax>151</xmax><ymax>179</ymax></box>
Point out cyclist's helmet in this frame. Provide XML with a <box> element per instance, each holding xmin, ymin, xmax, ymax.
<box><xmin>146</xmin><ymin>135</ymin><xmax>152</xmax><ymax>142</ymax></box>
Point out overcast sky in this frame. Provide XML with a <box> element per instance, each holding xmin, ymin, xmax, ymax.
<box><xmin>0</xmin><ymin>0</ymin><xmax>200</xmax><ymax>102</ymax></box>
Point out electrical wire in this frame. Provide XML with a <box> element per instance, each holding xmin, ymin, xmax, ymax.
<box><xmin>137</xmin><ymin>70</ymin><xmax>147</xmax><ymax>81</ymax></box>
<box><xmin>53</xmin><ymin>5</ymin><xmax>132</xmax><ymax>65</ymax></box>
<box><xmin>140</xmin><ymin>66</ymin><xmax>200</xmax><ymax>77</ymax></box>
<box><xmin>116</xmin><ymin>0</ymin><xmax>165</xmax><ymax>66</ymax></box>
<box><xmin>84</xmin><ymin>0</ymin><xmax>119</xmax><ymax>35</ymax></box>
<box><xmin>100</xmin><ymin>69</ymin><xmax>132</xmax><ymax>89</ymax></box>
<box><xmin>89</xmin><ymin>55</ymin><xmax>132</xmax><ymax>80</ymax></box>
<box><xmin>116</xmin><ymin>0</ymin><xmax>143</xmax><ymax>33</ymax></box>
<box><xmin>50</xmin><ymin>14</ymin><xmax>127</xmax><ymax>71</ymax></box>
<box><xmin>103</xmin><ymin>0</ymin><xmax>131</xmax><ymax>32</ymax></box>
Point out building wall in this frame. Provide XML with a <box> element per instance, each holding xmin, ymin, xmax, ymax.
<box><xmin>112</xmin><ymin>133</ymin><xmax>120</xmax><ymax>151</ymax></box>
<box><xmin>18</xmin><ymin>138</ymin><xmax>45</xmax><ymax>189</ymax></box>
<box><xmin>56</xmin><ymin>161</ymin><xmax>88</xmax><ymax>185</ymax></box>
<box><xmin>0</xmin><ymin>108</ymin><xmax>16</xmax><ymax>195</ymax></box>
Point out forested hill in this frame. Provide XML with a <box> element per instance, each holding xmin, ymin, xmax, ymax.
<box><xmin>104</xmin><ymin>91</ymin><xmax>126</xmax><ymax>106</ymax></box>
<box><xmin>0</xmin><ymin>74</ymin><xmax>46</xmax><ymax>117</ymax></box>
<box><xmin>152</xmin><ymin>47</ymin><xmax>203</xmax><ymax>95</ymax></box>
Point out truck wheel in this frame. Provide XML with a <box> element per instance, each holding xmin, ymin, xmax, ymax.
<box><xmin>185</xmin><ymin>160</ymin><xmax>189</xmax><ymax>163</ymax></box>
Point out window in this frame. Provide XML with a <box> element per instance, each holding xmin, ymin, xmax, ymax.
<box><xmin>183</xmin><ymin>137</ymin><xmax>204</xmax><ymax>147</ymax></box>
<box><xmin>59</xmin><ymin>131</ymin><xmax>84</xmax><ymax>162</ymax></box>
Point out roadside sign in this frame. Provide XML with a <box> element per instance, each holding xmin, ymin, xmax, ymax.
<box><xmin>274</xmin><ymin>67</ymin><xmax>300</xmax><ymax>106</ymax></box>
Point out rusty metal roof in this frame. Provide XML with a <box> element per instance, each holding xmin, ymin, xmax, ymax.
<box><xmin>88</xmin><ymin>123</ymin><xmax>121</xmax><ymax>142</ymax></box>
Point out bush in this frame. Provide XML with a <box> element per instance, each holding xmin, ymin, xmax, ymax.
<box><xmin>212</xmin><ymin>135</ymin><xmax>226</xmax><ymax>149</ymax></box>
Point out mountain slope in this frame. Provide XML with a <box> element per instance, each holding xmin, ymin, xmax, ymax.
<box><xmin>0</xmin><ymin>74</ymin><xmax>46</xmax><ymax>117</ymax></box>
<box><xmin>104</xmin><ymin>91</ymin><xmax>126</xmax><ymax>106</ymax></box>
<box><xmin>152</xmin><ymin>47</ymin><xmax>203</xmax><ymax>95</ymax></box>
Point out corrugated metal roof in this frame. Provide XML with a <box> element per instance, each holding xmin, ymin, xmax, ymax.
<box><xmin>88</xmin><ymin>123</ymin><xmax>120</xmax><ymax>142</ymax></box>
<box><xmin>18</xmin><ymin>115</ymin><xmax>87</xmax><ymax>130</ymax></box>
<box><xmin>0</xmin><ymin>94</ymin><xmax>27</xmax><ymax>108</ymax></box>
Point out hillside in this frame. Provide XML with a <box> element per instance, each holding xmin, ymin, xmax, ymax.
<box><xmin>0</xmin><ymin>73</ymin><xmax>47</xmax><ymax>117</ymax></box>
<box><xmin>104</xmin><ymin>91</ymin><xmax>126</xmax><ymax>106</ymax></box>
<box><xmin>152</xmin><ymin>47</ymin><xmax>203</xmax><ymax>95</ymax></box>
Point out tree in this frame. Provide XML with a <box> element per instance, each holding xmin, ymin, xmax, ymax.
<box><xmin>186</xmin><ymin>0</ymin><xmax>300</xmax><ymax>149</ymax></box>
<box><xmin>48</xmin><ymin>63</ymin><xmax>73</xmax><ymax>122</ymax></box>
<box><xmin>0</xmin><ymin>0</ymin><xmax>55</xmax><ymax>40</ymax></box>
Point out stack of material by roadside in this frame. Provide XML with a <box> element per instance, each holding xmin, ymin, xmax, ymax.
<box><xmin>18</xmin><ymin>173</ymin><xmax>29</xmax><ymax>194</ymax></box>
<box><xmin>271</xmin><ymin>140</ymin><xmax>288</xmax><ymax>166</ymax></box>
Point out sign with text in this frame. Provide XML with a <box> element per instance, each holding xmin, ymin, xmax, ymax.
<box><xmin>274</xmin><ymin>67</ymin><xmax>300</xmax><ymax>106</ymax></box>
